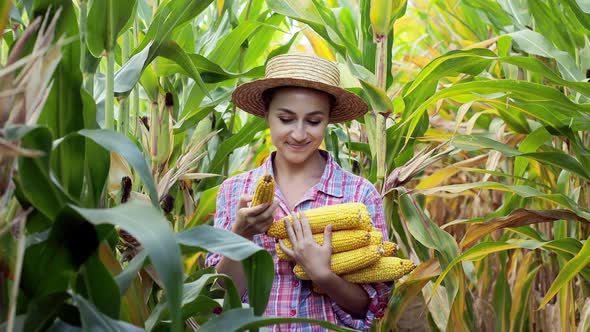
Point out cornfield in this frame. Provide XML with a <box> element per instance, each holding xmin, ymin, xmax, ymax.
<box><xmin>1</xmin><ymin>0</ymin><xmax>589</xmax><ymax>331</ymax></box>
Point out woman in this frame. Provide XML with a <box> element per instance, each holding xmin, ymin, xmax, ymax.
<box><xmin>206</xmin><ymin>54</ymin><xmax>390</xmax><ymax>331</ymax></box>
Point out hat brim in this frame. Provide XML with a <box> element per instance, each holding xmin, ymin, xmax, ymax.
<box><xmin>231</xmin><ymin>77</ymin><xmax>368</xmax><ymax>123</ymax></box>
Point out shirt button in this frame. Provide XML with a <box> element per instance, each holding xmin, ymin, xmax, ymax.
<box><xmin>292</xmin><ymin>281</ymin><xmax>298</xmax><ymax>287</ymax></box>
<box><xmin>290</xmin><ymin>309</ymin><xmax>296</xmax><ymax>316</ymax></box>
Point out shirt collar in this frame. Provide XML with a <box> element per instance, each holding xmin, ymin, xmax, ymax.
<box><xmin>262</xmin><ymin>150</ymin><xmax>343</xmax><ymax>198</ymax></box>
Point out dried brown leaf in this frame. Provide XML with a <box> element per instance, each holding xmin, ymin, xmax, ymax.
<box><xmin>461</xmin><ymin>209</ymin><xmax>590</xmax><ymax>249</ymax></box>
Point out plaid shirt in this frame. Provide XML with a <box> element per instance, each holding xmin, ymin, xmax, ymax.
<box><xmin>206</xmin><ymin>150</ymin><xmax>391</xmax><ymax>331</ymax></box>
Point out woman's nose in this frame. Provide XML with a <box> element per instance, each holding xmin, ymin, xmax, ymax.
<box><xmin>290</xmin><ymin>123</ymin><xmax>307</xmax><ymax>141</ymax></box>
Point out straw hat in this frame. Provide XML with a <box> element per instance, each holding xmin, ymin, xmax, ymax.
<box><xmin>231</xmin><ymin>54</ymin><xmax>368</xmax><ymax>123</ymax></box>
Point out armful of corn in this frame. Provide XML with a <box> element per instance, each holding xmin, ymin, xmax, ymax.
<box><xmin>265</xmin><ymin>202</ymin><xmax>415</xmax><ymax>285</ymax></box>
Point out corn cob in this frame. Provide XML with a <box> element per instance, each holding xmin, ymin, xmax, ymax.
<box><xmin>251</xmin><ymin>174</ymin><xmax>274</xmax><ymax>207</ymax></box>
<box><xmin>293</xmin><ymin>245</ymin><xmax>382</xmax><ymax>280</ymax></box>
<box><xmin>369</xmin><ymin>230</ymin><xmax>383</xmax><ymax>245</ymax></box>
<box><xmin>276</xmin><ymin>230</ymin><xmax>371</xmax><ymax>261</ymax></box>
<box><xmin>341</xmin><ymin>257</ymin><xmax>416</xmax><ymax>283</ymax></box>
<box><xmin>361</xmin><ymin>216</ymin><xmax>374</xmax><ymax>231</ymax></box>
<box><xmin>267</xmin><ymin>202</ymin><xmax>370</xmax><ymax>238</ymax></box>
<box><xmin>382</xmin><ymin>241</ymin><xmax>398</xmax><ymax>256</ymax></box>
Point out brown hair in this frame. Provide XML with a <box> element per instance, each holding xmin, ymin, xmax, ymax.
<box><xmin>262</xmin><ymin>86</ymin><xmax>336</xmax><ymax>113</ymax></box>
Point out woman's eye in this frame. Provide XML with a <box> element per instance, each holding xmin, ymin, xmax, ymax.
<box><xmin>308</xmin><ymin>120</ymin><xmax>321</xmax><ymax>125</ymax></box>
<box><xmin>278</xmin><ymin>118</ymin><xmax>293</xmax><ymax>123</ymax></box>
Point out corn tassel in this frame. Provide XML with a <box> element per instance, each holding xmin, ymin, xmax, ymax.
<box><xmin>293</xmin><ymin>245</ymin><xmax>382</xmax><ymax>280</ymax></box>
<box><xmin>251</xmin><ymin>174</ymin><xmax>275</xmax><ymax>206</ymax></box>
<box><xmin>342</xmin><ymin>257</ymin><xmax>416</xmax><ymax>283</ymax></box>
<box><xmin>267</xmin><ymin>202</ymin><xmax>371</xmax><ymax>238</ymax></box>
<box><xmin>276</xmin><ymin>230</ymin><xmax>371</xmax><ymax>261</ymax></box>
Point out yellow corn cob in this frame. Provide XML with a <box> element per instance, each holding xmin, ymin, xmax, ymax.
<box><xmin>275</xmin><ymin>230</ymin><xmax>371</xmax><ymax>261</ymax></box>
<box><xmin>251</xmin><ymin>174</ymin><xmax>274</xmax><ymax>207</ymax></box>
<box><xmin>382</xmin><ymin>241</ymin><xmax>398</xmax><ymax>256</ymax></box>
<box><xmin>369</xmin><ymin>230</ymin><xmax>383</xmax><ymax>245</ymax></box>
<box><xmin>361</xmin><ymin>216</ymin><xmax>374</xmax><ymax>231</ymax></box>
<box><xmin>341</xmin><ymin>257</ymin><xmax>416</xmax><ymax>283</ymax></box>
<box><xmin>267</xmin><ymin>202</ymin><xmax>370</xmax><ymax>238</ymax></box>
<box><xmin>293</xmin><ymin>245</ymin><xmax>382</xmax><ymax>280</ymax></box>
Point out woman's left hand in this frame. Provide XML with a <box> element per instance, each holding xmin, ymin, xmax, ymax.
<box><xmin>278</xmin><ymin>211</ymin><xmax>334</xmax><ymax>281</ymax></box>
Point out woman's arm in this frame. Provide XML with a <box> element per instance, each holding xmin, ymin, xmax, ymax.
<box><xmin>214</xmin><ymin>195</ymin><xmax>278</xmax><ymax>294</ymax></box>
<box><xmin>312</xmin><ymin>271</ymin><xmax>369</xmax><ymax>318</ymax></box>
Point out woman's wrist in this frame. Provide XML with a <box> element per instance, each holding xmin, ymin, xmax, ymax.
<box><xmin>231</xmin><ymin>224</ymin><xmax>254</xmax><ymax>240</ymax></box>
<box><xmin>308</xmin><ymin>268</ymin><xmax>336</xmax><ymax>285</ymax></box>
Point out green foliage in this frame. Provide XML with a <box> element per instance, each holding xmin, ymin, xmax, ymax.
<box><xmin>3</xmin><ymin>0</ymin><xmax>590</xmax><ymax>330</ymax></box>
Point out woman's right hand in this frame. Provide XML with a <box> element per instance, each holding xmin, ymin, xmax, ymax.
<box><xmin>231</xmin><ymin>195</ymin><xmax>279</xmax><ymax>240</ymax></box>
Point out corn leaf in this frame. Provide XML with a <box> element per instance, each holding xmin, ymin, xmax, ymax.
<box><xmin>79</xmin><ymin>129</ymin><xmax>159</xmax><ymax>208</ymax></box>
<box><xmin>72</xmin><ymin>201</ymin><xmax>184</xmax><ymax>332</ymax></box>
<box><xmin>75</xmin><ymin>294</ymin><xmax>144</xmax><ymax>332</ymax></box>
<box><xmin>461</xmin><ymin>209</ymin><xmax>589</xmax><ymax>249</ymax></box>
<box><xmin>539</xmin><ymin>238</ymin><xmax>590</xmax><ymax>308</ymax></box>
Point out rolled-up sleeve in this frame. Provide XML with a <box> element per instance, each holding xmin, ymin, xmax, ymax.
<box><xmin>331</xmin><ymin>184</ymin><xmax>393</xmax><ymax>330</ymax></box>
<box><xmin>205</xmin><ymin>181</ymin><xmax>231</xmax><ymax>268</ymax></box>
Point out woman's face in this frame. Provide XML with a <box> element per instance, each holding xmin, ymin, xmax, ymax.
<box><xmin>266</xmin><ymin>86</ymin><xmax>331</xmax><ymax>166</ymax></box>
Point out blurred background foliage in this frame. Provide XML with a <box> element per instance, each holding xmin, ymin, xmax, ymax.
<box><xmin>1</xmin><ymin>0</ymin><xmax>590</xmax><ymax>331</ymax></box>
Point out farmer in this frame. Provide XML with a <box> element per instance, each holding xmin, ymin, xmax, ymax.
<box><xmin>206</xmin><ymin>53</ymin><xmax>391</xmax><ymax>331</ymax></box>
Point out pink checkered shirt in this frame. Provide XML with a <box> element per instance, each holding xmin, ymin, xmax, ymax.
<box><xmin>206</xmin><ymin>150</ymin><xmax>392</xmax><ymax>331</ymax></box>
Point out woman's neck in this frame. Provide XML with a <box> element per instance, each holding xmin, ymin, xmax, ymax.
<box><xmin>272</xmin><ymin>150</ymin><xmax>326</xmax><ymax>181</ymax></box>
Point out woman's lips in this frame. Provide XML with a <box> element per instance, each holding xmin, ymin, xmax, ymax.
<box><xmin>286</xmin><ymin>142</ymin><xmax>310</xmax><ymax>150</ymax></box>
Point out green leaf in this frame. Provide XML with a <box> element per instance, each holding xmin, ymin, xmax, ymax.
<box><xmin>158</xmin><ymin>40</ymin><xmax>209</xmax><ymax>99</ymax></box>
<box><xmin>448</xmin><ymin>135</ymin><xmax>590</xmax><ymax>181</ymax></box>
<box><xmin>86</xmin><ymin>0</ymin><xmax>137</xmax><ymax>56</ymax></box>
<box><xmin>81</xmin><ymin>90</ymin><xmax>110</xmax><ymax>208</ymax></box>
<box><xmin>431</xmin><ymin>241</ymin><xmax>521</xmax><ymax>296</ymax></box>
<box><xmin>17</xmin><ymin>127</ymin><xmax>67</xmax><ymax>220</ymax></box>
<box><xmin>539</xmin><ymin>238</ymin><xmax>590</xmax><ymax>308</ymax></box>
<box><xmin>72</xmin><ymin>201</ymin><xmax>184</xmax><ymax>332</ymax></box>
<box><xmin>207</xmin><ymin>116</ymin><xmax>267</xmax><ymax>174</ymax></box>
<box><xmin>21</xmin><ymin>208</ymin><xmax>99</xmax><ymax>297</ymax></box>
<box><xmin>412</xmin><ymin>181</ymin><xmax>590</xmax><ymax>220</ymax></box>
<box><xmin>114</xmin><ymin>251</ymin><xmax>147</xmax><ymax>295</ymax></box>
<box><xmin>135</xmin><ymin>0</ymin><xmax>215</xmax><ymax>65</ymax></box>
<box><xmin>199</xmin><ymin>308</ymin><xmax>358</xmax><ymax>332</ymax></box>
<box><xmin>492</xmin><ymin>264</ymin><xmax>511</xmax><ymax>332</ymax></box>
<box><xmin>146</xmin><ymin>273</ymin><xmax>241</xmax><ymax>331</ymax></box>
<box><xmin>75</xmin><ymin>294</ymin><xmax>143</xmax><ymax>332</ymax></box>
<box><xmin>243</xmin><ymin>14</ymin><xmax>286</xmax><ymax>68</ymax></box>
<box><xmin>185</xmin><ymin>185</ymin><xmax>219</xmax><ymax>228</ymax></box>
<box><xmin>243</xmin><ymin>251</ymin><xmax>274</xmax><ymax>316</ymax></box>
<box><xmin>404</xmin><ymin>79</ymin><xmax>590</xmax><ymax>144</ymax></box>
<box><xmin>33</xmin><ymin>1</ymin><xmax>87</xmax><ymax>202</ymax></box>
<box><xmin>177</xmin><ymin>225</ymin><xmax>275</xmax><ymax>315</ymax></box>
<box><xmin>78</xmin><ymin>253</ymin><xmax>121</xmax><ymax>319</ymax></box>
<box><xmin>509</xmin><ymin>29</ymin><xmax>584</xmax><ymax>82</ymax></box>
<box><xmin>113</xmin><ymin>40</ymin><xmax>152</xmax><ymax>92</ymax></box>
<box><xmin>78</xmin><ymin>129</ymin><xmax>159</xmax><ymax>207</ymax></box>
<box><xmin>23</xmin><ymin>292</ymin><xmax>71</xmax><ymax>332</ymax></box>
<box><xmin>265</xmin><ymin>0</ymin><xmax>347</xmax><ymax>56</ymax></box>
<box><xmin>208</xmin><ymin>20</ymin><xmax>271</xmax><ymax>71</ymax></box>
